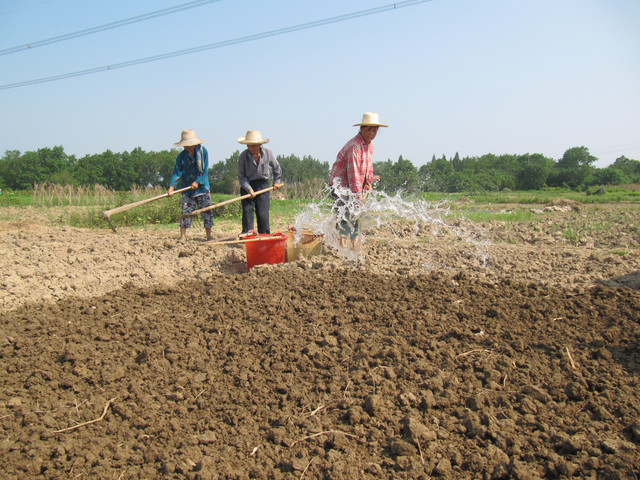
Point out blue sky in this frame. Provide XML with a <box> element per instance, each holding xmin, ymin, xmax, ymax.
<box><xmin>1</xmin><ymin>0</ymin><xmax>638</xmax><ymax>169</ymax></box>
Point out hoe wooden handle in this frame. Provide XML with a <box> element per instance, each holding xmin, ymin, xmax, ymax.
<box><xmin>208</xmin><ymin>234</ymin><xmax>283</xmax><ymax>246</ymax></box>
<box><xmin>183</xmin><ymin>184</ymin><xmax>283</xmax><ymax>218</ymax></box>
<box><xmin>104</xmin><ymin>186</ymin><xmax>191</xmax><ymax>217</ymax></box>
<box><xmin>104</xmin><ymin>186</ymin><xmax>192</xmax><ymax>233</ymax></box>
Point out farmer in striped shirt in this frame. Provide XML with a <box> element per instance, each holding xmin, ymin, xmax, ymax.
<box><xmin>329</xmin><ymin>112</ymin><xmax>387</xmax><ymax>248</ymax></box>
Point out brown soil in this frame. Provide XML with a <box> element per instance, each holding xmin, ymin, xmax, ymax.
<box><xmin>1</xmin><ymin>204</ymin><xmax>640</xmax><ymax>479</ymax></box>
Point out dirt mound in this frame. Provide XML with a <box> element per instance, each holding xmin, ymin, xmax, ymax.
<box><xmin>548</xmin><ymin>198</ymin><xmax>582</xmax><ymax>210</ymax></box>
<box><xmin>1</xmin><ymin>270</ymin><xmax>640</xmax><ymax>478</ymax></box>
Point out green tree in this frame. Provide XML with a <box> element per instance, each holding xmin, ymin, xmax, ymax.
<box><xmin>0</xmin><ymin>150</ymin><xmax>21</xmax><ymax>189</ymax></box>
<box><xmin>1</xmin><ymin>146</ymin><xmax>71</xmax><ymax>190</ymax></box>
<box><xmin>451</xmin><ymin>152</ymin><xmax>463</xmax><ymax>172</ymax></box>
<box><xmin>278</xmin><ymin>154</ymin><xmax>329</xmax><ymax>184</ymax></box>
<box><xmin>553</xmin><ymin>146</ymin><xmax>597</xmax><ymax>189</ymax></box>
<box><xmin>418</xmin><ymin>155</ymin><xmax>453</xmax><ymax>192</ymax></box>
<box><xmin>72</xmin><ymin>153</ymin><xmax>104</xmax><ymax>186</ymax></box>
<box><xmin>593</xmin><ymin>167</ymin><xmax>628</xmax><ymax>186</ymax></box>
<box><xmin>126</xmin><ymin>148</ymin><xmax>150</xmax><ymax>187</ymax></box>
<box><xmin>606</xmin><ymin>156</ymin><xmax>640</xmax><ymax>183</ymax></box>
<box><xmin>81</xmin><ymin>150</ymin><xmax>138</xmax><ymax>190</ymax></box>
<box><xmin>445</xmin><ymin>171</ymin><xmax>473</xmax><ymax>193</ymax></box>
<box><xmin>49</xmin><ymin>169</ymin><xmax>78</xmax><ymax>186</ymax></box>
<box><xmin>515</xmin><ymin>153</ymin><xmax>555</xmax><ymax>190</ymax></box>
<box><xmin>157</xmin><ymin>149</ymin><xmax>181</xmax><ymax>188</ymax></box>
<box><xmin>374</xmin><ymin>156</ymin><xmax>418</xmax><ymax>193</ymax></box>
<box><xmin>209</xmin><ymin>150</ymin><xmax>240</xmax><ymax>194</ymax></box>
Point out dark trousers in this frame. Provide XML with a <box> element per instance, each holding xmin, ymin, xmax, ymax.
<box><xmin>241</xmin><ymin>179</ymin><xmax>270</xmax><ymax>234</ymax></box>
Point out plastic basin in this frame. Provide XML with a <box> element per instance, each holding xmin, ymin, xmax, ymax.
<box><xmin>244</xmin><ymin>233</ymin><xmax>288</xmax><ymax>269</ymax></box>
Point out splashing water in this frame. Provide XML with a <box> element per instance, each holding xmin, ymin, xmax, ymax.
<box><xmin>290</xmin><ymin>184</ymin><xmax>491</xmax><ymax>267</ymax></box>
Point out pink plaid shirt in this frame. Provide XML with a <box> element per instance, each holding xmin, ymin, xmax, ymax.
<box><xmin>329</xmin><ymin>133</ymin><xmax>374</xmax><ymax>194</ymax></box>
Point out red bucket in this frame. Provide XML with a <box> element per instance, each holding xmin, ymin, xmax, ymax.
<box><xmin>244</xmin><ymin>233</ymin><xmax>288</xmax><ymax>270</ymax></box>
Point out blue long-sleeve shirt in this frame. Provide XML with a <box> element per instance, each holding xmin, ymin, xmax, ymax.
<box><xmin>237</xmin><ymin>146</ymin><xmax>282</xmax><ymax>192</ymax></box>
<box><xmin>169</xmin><ymin>146</ymin><xmax>210</xmax><ymax>196</ymax></box>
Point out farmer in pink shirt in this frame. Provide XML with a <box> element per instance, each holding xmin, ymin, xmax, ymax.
<box><xmin>329</xmin><ymin>112</ymin><xmax>387</xmax><ymax>248</ymax></box>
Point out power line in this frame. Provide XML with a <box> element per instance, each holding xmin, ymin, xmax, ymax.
<box><xmin>592</xmin><ymin>141</ymin><xmax>640</xmax><ymax>153</ymax></box>
<box><xmin>0</xmin><ymin>0</ymin><xmax>222</xmax><ymax>56</ymax></box>
<box><xmin>0</xmin><ymin>0</ymin><xmax>56</xmax><ymax>17</ymax></box>
<box><xmin>0</xmin><ymin>0</ymin><xmax>433</xmax><ymax>91</ymax></box>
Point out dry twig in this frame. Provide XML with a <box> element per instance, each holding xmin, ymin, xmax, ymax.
<box><xmin>300</xmin><ymin>458</ymin><xmax>314</xmax><ymax>479</ymax></box>
<box><xmin>565</xmin><ymin>347</ymin><xmax>577</xmax><ymax>370</ymax></box>
<box><xmin>53</xmin><ymin>397</ymin><xmax>116</xmax><ymax>433</ymax></box>
<box><xmin>343</xmin><ymin>380</ymin><xmax>352</xmax><ymax>398</ymax></box>
<box><xmin>416</xmin><ymin>438</ymin><xmax>425</xmax><ymax>465</ymax></box>
<box><xmin>306</xmin><ymin>405</ymin><xmax>324</xmax><ymax>417</ymax></box>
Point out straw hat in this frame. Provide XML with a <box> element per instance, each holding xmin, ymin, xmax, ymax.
<box><xmin>238</xmin><ymin>130</ymin><xmax>270</xmax><ymax>145</ymax></box>
<box><xmin>353</xmin><ymin>112</ymin><xmax>388</xmax><ymax>127</ymax></box>
<box><xmin>174</xmin><ymin>129</ymin><xmax>204</xmax><ymax>147</ymax></box>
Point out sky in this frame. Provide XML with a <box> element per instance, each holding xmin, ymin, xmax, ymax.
<box><xmin>1</xmin><ymin>0</ymin><xmax>639</xmax><ymax>169</ymax></box>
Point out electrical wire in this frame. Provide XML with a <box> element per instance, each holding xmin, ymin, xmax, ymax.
<box><xmin>0</xmin><ymin>0</ymin><xmax>55</xmax><ymax>17</ymax></box>
<box><xmin>591</xmin><ymin>141</ymin><xmax>640</xmax><ymax>154</ymax></box>
<box><xmin>0</xmin><ymin>0</ymin><xmax>222</xmax><ymax>56</ymax></box>
<box><xmin>0</xmin><ymin>0</ymin><xmax>433</xmax><ymax>90</ymax></box>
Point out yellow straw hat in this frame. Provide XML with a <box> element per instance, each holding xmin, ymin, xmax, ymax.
<box><xmin>353</xmin><ymin>112</ymin><xmax>388</xmax><ymax>127</ymax></box>
<box><xmin>238</xmin><ymin>130</ymin><xmax>270</xmax><ymax>145</ymax></box>
<box><xmin>174</xmin><ymin>129</ymin><xmax>204</xmax><ymax>147</ymax></box>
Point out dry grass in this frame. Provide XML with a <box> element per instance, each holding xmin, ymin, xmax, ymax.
<box><xmin>278</xmin><ymin>179</ymin><xmax>327</xmax><ymax>201</ymax></box>
<box><xmin>130</xmin><ymin>185</ymin><xmax>165</xmax><ymax>201</ymax></box>
<box><xmin>30</xmin><ymin>183</ymin><xmax>169</xmax><ymax>208</ymax></box>
<box><xmin>31</xmin><ymin>183</ymin><xmax>119</xmax><ymax>207</ymax></box>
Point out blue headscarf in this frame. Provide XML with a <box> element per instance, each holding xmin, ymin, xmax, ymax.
<box><xmin>195</xmin><ymin>144</ymin><xmax>203</xmax><ymax>173</ymax></box>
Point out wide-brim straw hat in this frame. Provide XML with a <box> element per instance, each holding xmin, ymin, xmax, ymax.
<box><xmin>238</xmin><ymin>130</ymin><xmax>270</xmax><ymax>145</ymax></box>
<box><xmin>174</xmin><ymin>129</ymin><xmax>204</xmax><ymax>147</ymax></box>
<box><xmin>353</xmin><ymin>112</ymin><xmax>388</xmax><ymax>127</ymax></box>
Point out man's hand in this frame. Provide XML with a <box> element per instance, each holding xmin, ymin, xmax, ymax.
<box><xmin>191</xmin><ymin>181</ymin><xmax>198</xmax><ymax>190</ymax></box>
<box><xmin>249</xmin><ymin>189</ymin><xmax>256</xmax><ymax>198</ymax></box>
<box><xmin>167</xmin><ymin>186</ymin><xmax>175</xmax><ymax>197</ymax></box>
<box><xmin>273</xmin><ymin>183</ymin><xmax>283</xmax><ymax>191</ymax></box>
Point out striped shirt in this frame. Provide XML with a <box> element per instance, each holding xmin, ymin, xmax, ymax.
<box><xmin>329</xmin><ymin>133</ymin><xmax>374</xmax><ymax>195</ymax></box>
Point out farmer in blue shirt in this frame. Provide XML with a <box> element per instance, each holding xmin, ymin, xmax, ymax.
<box><xmin>168</xmin><ymin>129</ymin><xmax>213</xmax><ymax>242</ymax></box>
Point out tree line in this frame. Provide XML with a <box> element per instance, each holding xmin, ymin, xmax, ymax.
<box><xmin>1</xmin><ymin>145</ymin><xmax>638</xmax><ymax>194</ymax></box>
<box><xmin>374</xmin><ymin>147</ymin><xmax>639</xmax><ymax>193</ymax></box>
<box><xmin>0</xmin><ymin>147</ymin><xmax>331</xmax><ymax>193</ymax></box>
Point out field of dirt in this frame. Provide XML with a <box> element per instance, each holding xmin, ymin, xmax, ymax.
<box><xmin>1</xmin><ymin>202</ymin><xmax>640</xmax><ymax>479</ymax></box>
